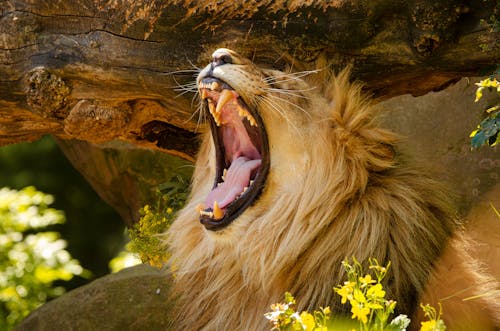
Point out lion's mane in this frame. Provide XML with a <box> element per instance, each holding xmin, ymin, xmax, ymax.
<box><xmin>165</xmin><ymin>63</ymin><xmax>494</xmax><ymax>330</ymax></box>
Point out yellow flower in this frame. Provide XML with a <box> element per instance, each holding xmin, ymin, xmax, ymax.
<box><xmin>359</xmin><ymin>274</ymin><xmax>375</xmax><ymax>286</ymax></box>
<box><xmin>420</xmin><ymin>320</ymin><xmax>437</xmax><ymax>331</ymax></box>
<box><xmin>335</xmin><ymin>281</ymin><xmax>355</xmax><ymax>304</ymax></box>
<box><xmin>300</xmin><ymin>311</ymin><xmax>316</xmax><ymax>331</ymax></box>
<box><xmin>352</xmin><ymin>289</ymin><xmax>366</xmax><ymax>303</ymax></box>
<box><xmin>367</xmin><ymin>283</ymin><xmax>385</xmax><ymax>299</ymax></box>
<box><xmin>351</xmin><ymin>300</ymin><xmax>370</xmax><ymax>324</ymax></box>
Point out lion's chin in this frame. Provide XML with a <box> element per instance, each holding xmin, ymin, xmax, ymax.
<box><xmin>196</xmin><ymin>78</ymin><xmax>270</xmax><ymax>231</ymax></box>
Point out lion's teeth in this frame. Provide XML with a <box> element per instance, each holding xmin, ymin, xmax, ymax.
<box><xmin>236</xmin><ymin>104</ymin><xmax>257</xmax><ymax>127</ymax></box>
<box><xmin>197</xmin><ymin>203</ymin><xmax>214</xmax><ymax>218</ymax></box>
<box><xmin>236</xmin><ymin>104</ymin><xmax>248</xmax><ymax>117</ymax></box>
<box><xmin>216</xmin><ymin>89</ymin><xmax>233</xmax><ymax>114</ymax></box>
<box><xmin>222</xmin><ymin>168</ymin><xmax>227</xmax><ymax>181</ymax></box>
<box><xmin>250</xmin><ymin>180</ymin><xmax>254</xmax><ymax>185</ymax></box>
<box><xmin>200</xmin><ymin>210</ymin><xmax>214</xmax><ymax>218</ymax></box>
<box><xmin>213</xmin><ymin>201</ymin><xmax>224</xmax><ymax>220</ymax></box>
<box><xmin>208</xmin><ymin>99</ymin><xmax>215</xmax><ymax>114</ymax></box>
<box><xmin>243</xmin><ymin>186</ymin><xmax>248</xmax><ymax>193</ymax></box>
<box><xmin>247</xmin><ymin>115</ymin><xmax>257</xmax><ymax>127</ymax></box>
<box><xmin>208</xmin><ymin>100</ymin><xmax>221</xmax><ymax>126</ymax></box>
<box><xmin>212</xmin><ymin>81</ymin><xmax>220</xmax><ymax>90</ymax></box>
<box><xmin>200</xmin><ymin>89</ymin><xmax>208</xmax><ymax>99</ymax></box>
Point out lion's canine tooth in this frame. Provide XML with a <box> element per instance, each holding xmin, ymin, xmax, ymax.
<box><xmin>207</xmin><ymin>100</ymin><xmax>221</xmax><ymax>126</ymax></box>
<box><xmin>216</xmin><ymin>89</ymin><xmax>232</xmax><ymax>114</ymax></box>
<box><xmin>200</xmin><ymin>89</ymin><xmax>208</xmax><ymax>99</ymax></box>
<box><xmin>212</xmin><ymin>81</ymin><xmax>220</xmax><ymax>90</ymax></box>
<box><xmin>222</xmin><ymin>168</ymin><xmax>227</xmax><ymax>181</ymax></box>
<box><xmin>213</xmin><ymin>201</ymin><xmax>224</xmax><ymax>220</ymax></box>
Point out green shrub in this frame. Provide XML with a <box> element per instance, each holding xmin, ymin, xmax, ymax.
<box><xmin>470</xmin><ymin>76</ymin><xmax>500</xmax><ymax>148</ymax></box>
<box><xmin>110</xmin><ymin>175</ymin><xmax>189</xmax><ymax>271</ymax></box>
<box><xmin>0</xmin><ymin>187</ymin><xmax>86</xmax><ymax>329</ymax></box>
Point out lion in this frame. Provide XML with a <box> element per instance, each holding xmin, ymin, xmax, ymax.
<box><xmin>165</xmin><ymin>48</ymin><xmax>500</xmax><ymax>330</ymax></box>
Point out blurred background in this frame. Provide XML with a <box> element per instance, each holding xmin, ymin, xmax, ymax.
<box><xmin>0</xmin><ymin>135</ymin><xmax>126</xmax><ymax>286</ymax></box>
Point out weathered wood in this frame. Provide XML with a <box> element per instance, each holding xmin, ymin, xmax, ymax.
<box><xmin>1</xmin><ymin>0</ymin><xmax>499</xmax><ymax>153</ymax></box>
<box><xmin>1</xmin><ymin>0</ymin><xmax>499</xmax><ymax>224</ymax></box>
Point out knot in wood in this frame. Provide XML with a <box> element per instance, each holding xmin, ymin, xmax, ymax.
<box><xmin>25</xmin><ymin>67</ymin><xmax>71</xmax><ymax>119</ymax></box>
<box><xmin>408</xmin><ymin>0</ymin><xmax>463</xmax><ymax>56</ymax></box>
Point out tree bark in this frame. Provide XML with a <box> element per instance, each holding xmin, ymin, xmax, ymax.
<box><xmin>1</xmin><ymin>0</ymin><xmax>499</xmax><ymax>151</ymax></box>
<box><xmin>1</xmin><ymin>0</ymin><xmax>499</xmax><ymax>223</ymax></box>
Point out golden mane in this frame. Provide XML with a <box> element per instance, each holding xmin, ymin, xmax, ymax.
<box><xmin>165</xmin><ymin>49</ymin><xmax>499</xmax><ymax>330</ymax></box>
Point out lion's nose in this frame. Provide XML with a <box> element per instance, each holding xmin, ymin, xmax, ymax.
<box><xmin>211</xmin><ymin>48</ymin><xmax>233</xmax><ymax>67</ymax></box>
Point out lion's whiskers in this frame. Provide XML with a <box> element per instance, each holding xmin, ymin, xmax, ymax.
<box><xmin>262</xmin><ymin>93</ymin><xmax>312</xmax><ymax>120</ymax></box>
<box><xmin>160</xmin><ymin>68</ymin><xmax>201</xmax><ymax>76</ymax></box>
<box><xmin>262</xmin><ymin>69</ymin><xmax>321</xmax><ymax>84</ymax></box>
<box><xmin>190</xmin><ymin>96</ymin><xmax>208</xmax><ymax>132</ymax></box>
<box><xmin>261</xmin><ymin>87</ymin><xmax>314</xmax><ymax>99</ymax></box>
<box><xmin>258</xmin><ymin>96</ymin><xmax>305</xmax><ymax>137</ymax></box>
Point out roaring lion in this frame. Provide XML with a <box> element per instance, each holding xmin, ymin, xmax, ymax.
<box><xmin>166</xmin><ymin>48</ymin><xmax>499</xmax><ymax>330</ymax></box>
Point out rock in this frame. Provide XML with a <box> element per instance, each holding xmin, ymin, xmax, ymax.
<box><xmin>15</xmin><ymin>264</ymin><xmax>174</xmax><ymax>331</ymax></box>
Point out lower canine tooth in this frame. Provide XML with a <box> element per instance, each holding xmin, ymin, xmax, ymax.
<box><xmin>213</xmin><ymin>201</ymin><xmax>224</xmax><ymax>219</ymax></box>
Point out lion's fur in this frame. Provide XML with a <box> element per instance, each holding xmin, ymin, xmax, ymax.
<box><xmin>165</xmin><ymin>52</ymin><xmax>499</xmax><ymax>330</ymax></box>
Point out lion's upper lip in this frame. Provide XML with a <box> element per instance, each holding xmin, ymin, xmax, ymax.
<box><xmin>197</xmin><ymin>76</ymin><xmax>269</xmax><ymax>231</ymax></box>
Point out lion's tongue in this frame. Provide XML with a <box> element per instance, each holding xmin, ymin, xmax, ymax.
<box><xmin>205</xmin><ymin>156</ymin><xmax>262</xmax><ymax>209</ymax></box>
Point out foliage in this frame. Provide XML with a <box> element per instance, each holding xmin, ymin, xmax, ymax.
<box><xmin>265</xmin><ymin>258</ymin><xmax>445</xmax><ymax>331</ymax></box>
<box><xmin>108</xmin><ymin>250</ymin><xmax>142</xmax><ymax>273</ymax></box>
<box><xmin>470</xmin><ymin>76</ymin><xmax>500</xmax><ymax>148</ymax></box>
<box><xmin>0</xmin><ymin>136</ymin><xmax>124</xmax><ymax>280</ymax></box>
<box><xmin>122</xmin><ymin>175</ymin><xmax>189</xmax><ymax>269</ymax></box>
<box><xmin>0</xmin><ymin>187</ymin><xmax>86</xmax><ymax>330</ymax></box>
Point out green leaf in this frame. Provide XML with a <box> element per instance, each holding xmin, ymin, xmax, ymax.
<box><xmin>470</xmin><ymin>111</ymin><xmax>500</xmax><ymax>148</ymax></box>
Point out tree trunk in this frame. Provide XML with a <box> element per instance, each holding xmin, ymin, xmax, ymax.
<box><xmin>1</xmin><ymin>0</ymin><xmax>498</xmax><ymax>223</ymax></box>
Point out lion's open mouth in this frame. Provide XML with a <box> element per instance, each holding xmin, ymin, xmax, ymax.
<box><xmin>197</xmin><ymin>77</ymin><xmax>269</xmax><ymax>231</ymax></box>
